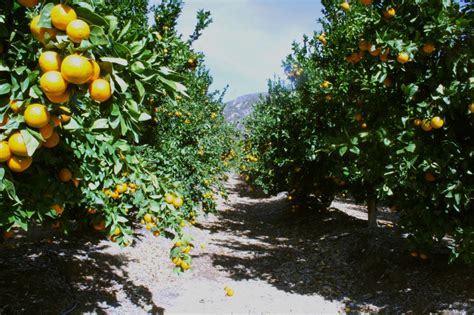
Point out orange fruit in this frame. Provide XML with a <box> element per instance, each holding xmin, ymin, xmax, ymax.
<box><xmin>30</xmin><ymin>16</ymin><xmax>56</xmax><ymax>43</ymax></box>
<box><xmin>43</xmin><ymin>131</ymin><xmax>60</xmax><ymax>148</ymax></box>
<box><xmin>422</xmin><ymin>43</ymin><xmax>435</xmax><ymax>54</ymax></box>
<box><xmin>359</xmin><ymin>0</ymin><xmax>373</xmax><ymax>5</ymax></box>
<box><xmin>51</xmin><ymin>204</ymin><xmax>64</xmax><ymax>215</ymax></box>
<box><xmin>383</xmin><ymin>7</ymin><xmax>396</xmax><ymax>18</ymax></box>
<box><xmin>180</xmin><ymin>261</ymin><xmax>190</xmax><ymax>270</ymax></box>
<box><xmin>413</xmin><ymin>119</ymin><xmax>422</xmax><ymax>126</ymax></box>
<box><xmin>361</xmin><ymin>122</ymin><xmax>368</xmax><ymax>129</ymax></box>
<box><xmin>18</xmin><ymin>0</ymin><xmax>38</xmax><ymax>7</ymax></box>
<box><xmin>46</xmin><ymin>90</ymin><xmax>70</xmax><ymax>104</ymax></box>
<box><xmin>50</xmin><ymin>116</ymin><xmax>61</xmax><ymax>127</ymax></box>
<box><xmin>58</xmin><ymin>168</ymin><xmax>72</xmax><ymax>182</ymax></box>
<box><xmin>8</xmin><ymin>132</ymin><xmax>28</xmax><ymax>157</ymax></box>
<box><xmin>51</xmin><ymin>4</ymin><xmax>77</xmax><ymax>31</ymax></box>
<box><xmin>144</xmin><ymin>213</ymin><xmax>153</xmax><ymax>223</ymax></box>
<box><xmin>172</xmin><ymin>196</ymin><xmax>184</xmax><ymax>208</ymax></box>
<box><xmin>318</xmin><ymin>33</ymin><xmax>327</xmax><ymax>46</ymax></box>
<box><xmin>225</xmin><ymin>288</ymin><xmax>234</xmax><ymax>296</ymax></box>
<box><xmin>9</xmin><ymin>100</ymin><xmax>22</xmax><ymax>113</ymax></box>
<box><xmin>419</xmin><ymin>253</ymin><xmax>428</xmax><ymax>260</ymax></box>
<box><xmin>40</xmin><ymin>71</ymin><xmax>68</xmax><ymax>96</ymax></box>
<box><xmin>39</xmin><ymin>51</ymin><xmax>62</xmax><ymax>73</ymax></box>
<box><xmin>39</xmin><ymin>124</ymin><xmax>54</xmax><ymax>140</ymax></box>
<box><xmin>89</xmin><ymin>79</ymin><xmax>112</xmax><ymax>102</ymax></box>
<box><xmin>425</xmin><ymin>172</ymin><xmax>436</xmax><ymax>182</ymax></box>
<box><xmin>116</xmin><ymin>183</ymin><xmax>128</xmax><ymax>194</ymax></box>
<box><xmin>24</xmin><ymin>104</ymin><xmax>50</xmax><ymax>128</ymax></box>
<box><xmin>354</xmin><ymin>113</ymin><xmax>363</xmax><ymax>122</ymax></box>
<box><xmin>421</xmin><ymin>120</ymin><xmax>432</xmax><ymax>131</ymax></box>
<box><xmin>383</xmin><ymin>78</ymin><xmax>393</xmax><ymax>87</ymax></box>
<box><xmin>431</xmin><ymin>116</ymin><xmax>444</xmax><ymax>129</ymax></box>
<box><xmin>66</xmin><ymin>19</ymin><xmax>90</xmax><ymax>43</ymax></box>
<box><xmin>3</xmin><ymin>230</ymin><xmax>14</xmax><ymax>239</ymax></box>
<box><xmin>145</xmin><ymin>222</ymin><xmax>155</xmax><ymax>230</ymax></box>
<box><xmin>71</xmin><ymin>178</ymin><xmax>80</xmax><ymax>188</ymax></box>
<box><xmin>112</xmin><ymin>227</ymin><xmax>121</xmax><ymax>236</ymax></box>
<box><xmin>165</xmin><ymin>193</ymin><xmax>175</xmax><ymax>204</ymax></box>
<box><xmin>469</xmin><ymin>102</ymin><xmax>474</xmax><ymax>113</ymax></box>
<box><xmin>341</xmin><ymin>2</ymin><xmax>350</xmax><ymax>11</ymax></box>
<box><xmin>93</xmin><ymin>220</ymin><xmax>106</xmax><ymax>231</ymax></box>
<box><xmin>410</xmin><ymin>251</ymin><xmax>418</xmax><ymax>257</ymax></box>
<box><xmin>61</xmin><ymin>55</ymin><xmax>93</xmax><ymax>84</ymax></box>
<box><xmin>369</xmin><ymin>46</ymin><xmax>381</xmax><ymax>56</ymax></box>
<box><xmin>59</xmin><ymin>114</ymin><xmax>71</xmax><ymax>124</ymax></box>
<box><xmin>153</xmin><ymin>230</ymin><xmax>160</xmax><ymax>237</ymax></box>
<box><xmin>87</xmin><ymin>208</ymin><xmax>97</xmax><ymax>215</ymax></box>
<box><xmin>358</xmin><ymin>40</ymin><xmax>370</xmax><ymax>51</ymax></box>
<box><xmin>8</xmin><ymin>156</ymin><xmax>32</xmax><ymax>172</ymax></box>
<box><xmin>0</xmin><ymin>141</ymin><xmax>12</xmax><ymax>162</ymax></box>
<box><xmin>321</xmin><ymin>80</ymin><xmax>331</xmax><ymax>89</ymax></box>
<box><xmin>89</xmin><ymin>60</ymin><xmax>101</xmax><ymax>82</ymax></box>
<box><xmin>397</xmin><ymin>52</ymin><xmax>410</xmax><ymax>64</ymax></box>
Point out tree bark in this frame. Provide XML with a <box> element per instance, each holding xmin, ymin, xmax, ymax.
<box><xmin>367</xmin><ymin>196</ymin><xmax>378</xmax><ymax>228</ymax></box>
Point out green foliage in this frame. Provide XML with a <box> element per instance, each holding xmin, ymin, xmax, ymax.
<box><xmin>243</xmin><ymin>0</ymin><xmax>474</xmax><ymax>262</ymax></box>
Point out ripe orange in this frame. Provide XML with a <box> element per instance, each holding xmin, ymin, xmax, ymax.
<box><xmin>422</xmin><ymin>43</ymin><xmax>435</xmax><ymax>54</ymax></box>
<box><xmin>469</xmin><ymin>102</ymin><xmax>474</xmax><ymax>113</ymax></box>
<box><xmin>379</xmin><ymin>48</ymin><xmax>390</xmax><ymax>62</ymax></box>
<box><xmin>153</xmin><ymin>230</ymin><xmax>160</xmax><ymax>237</ymax></box>
<box><xmin>59</xmin><ymin>114</ymin><xmax>71</xmax><ymax>124</ymax></box>
<box><xmin>59</xmin><ymin>168</ymin><xmax>72</xmax><ymax>182</ymax></box>
<box><xmin>8</xmin><ymin>132</ymin><xmax>28</xmax><ymax>157</ymax></box>
<box><xmin>361</xmin><ymin>122</ymin><xmax>367</xmax><ymax>129</ymax></box>
<box><xmin>383</xmin><ymin>78</ymin><xmax>393</xmax><ymax>87</ymax></box>
<box><xmin>144</xmin><ymin>213</ymin><xmax>153</xmax><ymax>223</ymax></box>
<box><xmin>46</xmin><ymin>90</ymin><xmax>70</xmax><ymax>104</ymax></box>
<box><xmin>165</xmin><ymin>193</ymin><xmax>175</xmax><ymax>204</ymax></box>
<box><xmin>87</xmin><ymin>208</ymin><xmax>97</xmax><ymax>215</ymax></box>
<box><xmin>424</xmin><ymin>172</ymin><xmax>436</xmax><ymax>182</ymax></box>
<box><xmin>18</xmin><ymin>0</ymin><xmax>38</xmax><ymax>7</ymax></box>
<box><xmin>51</xmin><ymin>116</ymin><xmax>61</xmax><ymax>127</ymax></box>
<box><xmin>93</xmin><ymin>220</ymin><xmax>106</xmax><ymax>231</ymax></box>
<box><xmin>71</xmin><ymin>178</ymin><xmax>80</xmax><ymax>188</ymax></box>
<box><xmin>113</xmin><ymin>227</ymin><xmax>121</xmax><ymax>236</ymax></box>
<box><xmin>89</xmin><ymin>79</ymin><xmax>112</xmax><ymax>102</ymax></box>
<box><xmin>413</xmin><ymin>119</ymin><xmax>422</xmax><ymax>126</ymax></box>
<box><xmin>397</xmin><ymin>52</ymin><xmax>410</xmax><ymax>64</ymax></box>
<box><xmin>354</xmin><ymin>113</ymin><xmax>363</xmax><ymax>122</ymax></box>
<box><xmin>180</xmin><ymin>261</ymin><xmax>190</xmax><ymax>270</ymax></box>
<box><xmin>146</xmin><ymin>222</ymin><xmax>155</xmax><ymax>230</ymax></box>
<box><xmin>369</xmin><ymin>46</ymin><xmax>381</xmax><ymax>57</ymax></box>
<box><xmin>383</xmin><ymin>7</ymin><xmax>396</xmax><ymax>18</ymax></box>
<box><xmin>173</xmin><ymin>196</ymin><xmax>184</xmax><ymax>208</ymax></box>
<box><xmin>30</xmin><ymin>16</ymin><xmax>56</xmax><ymax>43</ymax></box>
<box><xmin>51</xmin><ymin>204</ymin><xmax>64</xmax><ymax>215</ymax></box>
<box><xmin>9</xmin><ymin>100</ymin><xmax>21</xmax><ymax>113</ymax></box>
<box><xmin>66</xmin><ymin>19</ymin><xmax>90</xmax><ymax>43</ymax></box>
<box><xmin>43</xmin><ymin>131</ymin><xmax>60</xmax><ymax>148</ymax></box>
<box><xmin>318</xmin><ymin>33</ymin><xmax>327</xmax><ymax>46</ymax></box>
<box><xmin>89</xmin><ymin>60</ymin><xmax>101</xmax><ymax>82</ymax></box>
<box><xmin>358</xmin><ymin>40</ymin><xmax>370</xmax><ymax>51</ymax></box>
<box><xmin>51</xmin><ymin>4</ymin><xmax>77</xmax><ymax>31</ymax></box>
<box><xmin>421</xmin><ymin>120</ymin><xmax>432</xmax><ymax>131</ymax></box>
<box><xmin>321</xmin><ymin>80</ymin><xmax>331</xmax><ymax>89</ymax></box>
<box><xmin>341</xmin><ymin>2</ymin><xmax>350</xmax><ymax>12</ymax></box>
<box><xmin>40</xmin><ymin>71</ymin><xmax>68</xmax><ymax>96</ymax></box>
<box><xmin>3</xmin><ymin>230</ymin><xmax>14</xmax><ymax>239</ymax></box>
<box><xmin>410</xmin><ymin>251</ymin><xmax>418</xmax><ymax>257</ymax></box>
<box><xmin>8</xmin><ymin>156</ymin><xmax>32</xmax><ymax>173</ymax></box>
<box><xmin>61</xmin><ymin>55</ymin><xmax>93</xmax><ymax>84</ymax></box>
<box><xmin>24</xmin><ymin>104</ymin><xmax>50</xmax><ymax>128</ymax></box>
<box><xmin>430</xmin><ymin>116</ymin><xmax>444</xmax><ymax>129</ymax></box>
<box><xmin>39</xmin><ymin>124</ymin><xmax>54</xmax><ymax>139</ymax></box>
<box><xmin>225</xmin><ymin>288</ymin><xmax>234</xmax><ymax>297</ymax></box>
<box><xmin>39</xmin><ymin>51</ymin><xmax>62</xmax><ymax>73</ymax></box>
<box><xmin>0</xmin><ymin>141</ymin><xmax>12</xmax><ymax>162</ymax></box>
<box><xmin>116</xmin><ymin>183</ymin><xmax>128</xmax><ymax>194</ymax></box>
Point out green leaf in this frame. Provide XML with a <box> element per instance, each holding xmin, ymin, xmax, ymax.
<box><xmin>0</xmin><ymin>83</ymin><xmax>11</xmax><ymax>95</ymax></box>
<box><xmin>38</xmin><ymin>3</ymin><xmax>54</xmax><ymax>28</ymax></box>
<box><xmin>101</xmin><ymin>57</ymin><xmax>128</xmax><ymax>66</ymax></box>
<box><xmin>138</xmin><ymin>112</ymin><xmax>152</xmax><ymax>122</ymax></box>
<box><xmin>75</xmin><ymin>7</ymin><xmax>109</xmax><ymax>27</ymax></box>
<box><xmin>21</xmin><ymin>129</ymin><xmax>40</xmax><ymax>157</ymax></box>
<box><xmin>90</xmin><ymin>26</ymin><xmax>109</xmax><ymax>46</ymax></box>
<box><xmin>91</xmin><ymin>118</ymin><xmax>109</xmax><ymax>130</ymax></box>
<box><xmin>339</xmin><ymin>146</ymin><xmax>348</xmax><ymax>156</ymax></box>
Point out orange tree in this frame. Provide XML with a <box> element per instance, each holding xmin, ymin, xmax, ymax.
<box><xmin>0</xmin><ymin>0</ymin><xmax>235</xmax><ymax>272</ymax></box>
<box><xmin>242</xmin><ymin>0</ymin><xmax>473</xmax><ymax>262</ymax></box>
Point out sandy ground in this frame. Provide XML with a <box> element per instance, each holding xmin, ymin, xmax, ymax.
<box><xmin>0</xmin><ymin>174</ymin><xmax>473</xmax><ymax>314</ymax></box>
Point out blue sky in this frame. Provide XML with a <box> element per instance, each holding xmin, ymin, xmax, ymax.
<box><xmin>149</xmin><ymin>0</ymin><xmax>323</xmax><ymax>101</ymax></box>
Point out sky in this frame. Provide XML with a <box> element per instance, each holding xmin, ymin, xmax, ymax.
<box><xmin>149</xmin><ymin>0</ymin><xmax>323</xmax><ymax>102</ymax></box>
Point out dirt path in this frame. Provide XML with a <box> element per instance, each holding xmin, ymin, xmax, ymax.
<box><xmin>0</xmin><ymin>174</ymin><xmax>473</xmax><ymax>314</ymax></box>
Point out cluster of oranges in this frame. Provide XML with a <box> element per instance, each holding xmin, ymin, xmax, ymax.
<box><xmin>245</xmin><ymin>154</ymin><xmax>258</xmax><ymax>162</ymax></box>
<box><xmin>103</xmin><ymin>183</ymin><xmax>138</xmax><ymax>200</ymax></box>
<box><xmin>413</xmin><ymin>116</ymin><xmax>444</xmax><ymax>132</ymax></box>
<box><xmin>171</xmin><ymin>240</ymin><xmax>192</xmax><ymax>271</ymax></box>
<box><xmin>32</xmin><ymin>4</ymin><xmax>113</xmax><ymax>104</ymax></box>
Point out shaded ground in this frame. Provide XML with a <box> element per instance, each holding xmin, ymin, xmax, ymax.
<box><xmin>0</xmin><ymin>174</ymin><xmax>472</xmax><ymax>314</ymax></box>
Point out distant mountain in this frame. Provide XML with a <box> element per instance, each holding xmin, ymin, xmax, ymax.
<box><xmin>224</xmin><ymin>92</ymin><xmax>267</xmax><ymax>127</ymax></box>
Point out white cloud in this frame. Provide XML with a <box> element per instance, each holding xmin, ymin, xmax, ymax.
<box><xmin>149</xmin><ymin>0</ymin><xmax>322</xmax><ymax>101</ymax></box>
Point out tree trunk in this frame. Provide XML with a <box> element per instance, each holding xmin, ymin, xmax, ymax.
<box><xmin>367</xmin><ymin>196</ymin><xmax>377</xmax><ymax>228</ymax></box>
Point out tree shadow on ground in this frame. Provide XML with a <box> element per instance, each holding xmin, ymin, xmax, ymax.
<box><xmin>0</xmin><ymin>231</ymin><xmax>164</xmax><ymax>315</ymax></box>
<box><xmin>204</xmin><ymin>179</ymin><xmax>474</xmax><ymax>313</ymax></box>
